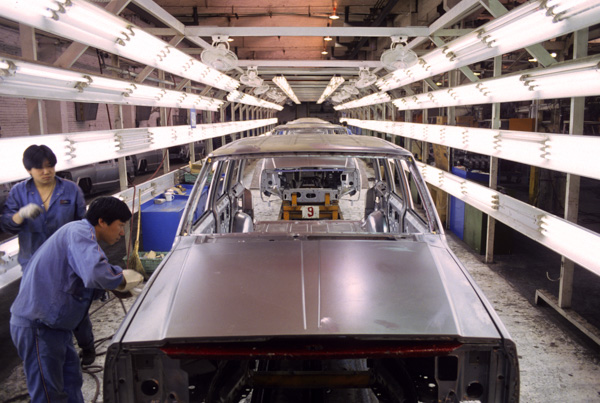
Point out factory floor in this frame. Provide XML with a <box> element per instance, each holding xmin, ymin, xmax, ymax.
<box><xmin>0</xmin><ymin>230</ymin><xmax>599</xmax><ymax>403</ymax></box>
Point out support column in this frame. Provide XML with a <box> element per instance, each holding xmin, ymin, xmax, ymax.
<box><xmin>20</xmin><ymin>25</ymin><xmax>45</xmax><ymax>135</ymax></box>
<box><xmin>485</xmin><ymin>56</ymin><xmax>502</xmax><ymax>263</ymax></box>
<box><xmin>109</xmin><ymin>55</ymin><xmax>128</xmax><ymax>191</ymax></box>
<box><xmin>251</xmin><ymin>108</ymin><xmax>257</xmax><ymax>136</ymax></box>
<box><xmin>244</xmin><ymin>106</ymin><xmax>249</xmax><ymax>137</ymax></box>
<box><xmin>158</xmin><ymin>70</ymin><xmax>170</xmax><ymax>174</ymax></box>
<box><xmin>205</xmin><ymin>110</ymin><xmax>214</xmax><ymax>154</ymax></box>
<box><xmin>421</xmin><ymin>82</ymin><xmax>428</xmax><ymax>163</ymax></box>
<box><xmin>559</xmin><ymin>28</ymin><xmax>587</xmax><ymax>308</ymax></box>
<box><xmin>381</xmin><ymin>104</ymin><xmax>386</xmax><ymax>139</ymax></box>
<box><xmin>186</xmin><ymin>85</ymin><xmax>196</xmax><ymax>163</ymax></box>
<box><xmin>405</xmin><ymin>109</ymin><xmax>412</xmax><ymax>150</ymax></box>
<box><xmin>223</xmin><ymin>104</ymin><xmax>229</xmax><ymax>143</ymax></box>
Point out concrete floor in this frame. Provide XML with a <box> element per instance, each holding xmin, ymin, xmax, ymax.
<box><xmin>1</xmin><ymin>160</ymin><xmax>599</xmax><ymax>401</ymax></box>
<box><xmin>0</xmin><ymin>231</ymin><xmax>599</xmax><ymax>402</ymax></box>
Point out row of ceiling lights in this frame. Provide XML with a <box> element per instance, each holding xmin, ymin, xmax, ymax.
<box><xmin>5</xmin><ymin>0</ymin><xmax>596</xmax><ymax>108</ymax></box>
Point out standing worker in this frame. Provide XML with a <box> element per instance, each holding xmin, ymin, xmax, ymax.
<box><xmin>9</xmin><ymin>196</ymin><xmax>143</xmax><ymax>402</ymax></box>
<box><xmin>0</xmin><ymin>145</ymin><xmax>97</xmax><ymax>365</ymax></box>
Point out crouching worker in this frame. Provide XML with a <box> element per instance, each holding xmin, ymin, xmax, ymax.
<box><xmin>9</xmin><ymin>197</ymin><xmax>144</xmax><ymax>402</ymax></box>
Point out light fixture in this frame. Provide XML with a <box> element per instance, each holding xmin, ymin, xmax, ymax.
<box><xmin>0</xmin><ymin>118</ymin><xmax>278</xmax><ymax>184</ymax></box>
<box><xmin>340</xmin><ymin>118</ymin><xmax>600</xmax><ymax>181</ymax></box>
<box><xmin>321</xmin><ymin>49</ymin><xmax>328</xmax><ymax>55</ymax></box>
<box><xmin>317</xmin><ymin>76</ymin><xmax>345</xmax><ymax>104</ymax></box>
<box><xmin>371</xmin><ymin>0</ymin><xmax>600</xmax><ymax>93</ymax></box>
<box><xmin>227</xmin><ymin>37</ymin><xmax>234</xmax><ymax>42</ymax></box>
<box><xmin>380</xmin><ymin>36</ymin><xmax>418</xmax><ymax>71</ymax></box>
<box><xmin>416</xmin><ymin>158</ymin><xmax>600</xmax><ymax>276</ymax></box>
<box><xmin>389</xmin><ymin>55</ymin><xmax>600</xmax><ymax>111</ymax></box>
<box><xmin>539</xmin><ymin>214</ymin><xmax>600</xmax><ymax>275</ymax></box>
<box><xmin>329</xmin><ymin>7</ymin><xmax>340</xmax><ymax>19</ymax></box>
<box><xmin>0</xmin><ymin>0</ymin><xmax>240</xmax><ymax>92</ymax></box>
<box><xmin>334</xmin><ymin>91</ymin><xmax>391</xmax><ymax>110</ymax></box>
<box><xmin>0</xmin><ymin>56</ymin><xmax>224</xmax><ymax>111</ymax></box>
<box><xmin>324</xmin><ymin>36</ymin><xmax>333</xmax><ymax>41</ymax></box>
<box><xmin>227</xmin><ymin>90</ymin><xmax>284</xmax><ymax>110</ymax></box>
<box><xmin>272</xmin><ymin>75</ymin><xmax>301</xmax><ymax>104</ymax></box>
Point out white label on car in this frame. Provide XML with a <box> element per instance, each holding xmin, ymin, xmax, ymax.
<box><xmin>301</xmin><ymin>206</ymin><xmax>319</xmax><ymax>219</ymax></box>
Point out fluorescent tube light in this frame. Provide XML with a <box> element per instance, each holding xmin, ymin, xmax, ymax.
<box><xmin>0</xmin><ymin>57</ymin><xmax>224</xmax><ymax>111</ymax></box>
<box><xmin>389</xmin><ymin>56</ymin><xmax>600</xmax><ymax>111</ymax></box>
<box><xmin>0</xmin><ymin>0</ymin><xmax>240</xmax><ymax>92</ymax></box>
<box><xmin>272</xmin><ymin>76</ymin><xmax>301</xmax><ymax>104</ymax></box>
<box><xmin>372</xmin><ymin>0</ymin><xmax>600</xmax><ymax>93</ymax></box>
<box><xmin>317</xmin><ymin>76</ymin><xmax>345</xmax><ymax>104</ymax></box>
<box><xmin>0</xmin><ymin>119</ymin><xmax>278</xmax><ymax>185</ymax></box>
<box><xmin>415</xmin><ymin>161</ymin><xmax>600</xmax><ymax>277</ymax></box>
<box><xmin>227</xmin><ymin>91</ymin><xmax>284</xmax><ymax>111</ymax></box>
<box><xmin>334</xmin><ymin>92</ymin><xmax>391</xmax><ymax>110</ymax></box>
<box><xmin>340</xmin><ymin>118</ymin><xmax>600</xmax><ymax>181</ymax></box>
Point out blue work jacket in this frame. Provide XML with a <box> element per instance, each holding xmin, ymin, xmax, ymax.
<box><xmin>0</xmin><ymin>176</ymin><xmax>86</xmax><ymax>268</ymax></box>
<box><xmin>10</xmin><ymin>219</ymin><xmax>124</xmax><ymax>331</ymax></box>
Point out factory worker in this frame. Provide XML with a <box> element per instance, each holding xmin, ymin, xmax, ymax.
<box><xmin>9</xmin><ymin>196</ymin><xmax>143</xmax><ymax>403</ymax></box>
<box><xmin>0</xmin><ymin>145</ymin><xmax>97</xmax><ymax>365</ymax></box>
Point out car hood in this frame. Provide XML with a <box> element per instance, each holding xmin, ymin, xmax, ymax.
<box><xmin>120</xmin><ymin>236</ymin><xmax>501</xmax><ymax>344</ymax></box>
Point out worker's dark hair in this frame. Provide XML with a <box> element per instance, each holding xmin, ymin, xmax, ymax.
<box><xmin>22</xmin><ymin>145</ymin><xmax>57</xmax><ymax>171</ymax></box>
<box><xmin>86</xmin><ymin>197</ymin><xmax>132</xmax><ymax>225</ymax></box>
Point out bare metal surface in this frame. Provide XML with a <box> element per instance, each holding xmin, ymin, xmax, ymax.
<box><xmin>210</xmin><ymin>133</ymin><xmax>413</xmax><ymax>158</ymax></box>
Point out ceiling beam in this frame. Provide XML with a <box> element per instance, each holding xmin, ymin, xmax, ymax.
<box><xmin>237</xmin><ymin>60</ymin><xmax>381</xmax><ymax>68</ymax></box>
<box><xmin>407</xmin><ymin>0</ymin><xmax>482</xmax><ymax>50</ymax></box>
<box><xmin>146</xmin><ymin>27</ymin><xmax>471</xmax><ymax>38</ymax></box>
<box><xmin>53</xmin><ymin>0</ymin><xmax>131</xmax><ymax>68</ymax></box>
<box><xmin>131</xmin><ymin>0</ymin><xmax>185</xmax><ymax>34</ymax></box>
<box><xmin>346</xmin><ymin>0</ymin><xmax>400</xmax><ymax>59</ymax></box>
<box><xmin>158</xmin><ymin>26</ymin><xmax>431</xmax><ymax>38</ymax></box>
<box><xmin>480</xmin><ymin>0</ymin><xmax>556</xmax><ymax>67</ymax></box>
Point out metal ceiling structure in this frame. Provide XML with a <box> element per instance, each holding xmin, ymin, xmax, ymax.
<box><xmin>129</xmin><ymin>0</ymin><xmax>485</xmax><ymax>102</ymax></box>
<box><xmin>1</xmin><ymin>0</ymin><xmax>597</xmax><ymax>104</ymax></box>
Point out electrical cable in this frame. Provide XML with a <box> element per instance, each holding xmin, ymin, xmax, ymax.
<box><xmin>4</xmin><ymin>294</ymin><xmax>131</xmax><ymax>403</ymax></box>
<box><xmin>80</xmin><ymin>292</ymin><xmax>132</xmax><ymax>402</ymax></box>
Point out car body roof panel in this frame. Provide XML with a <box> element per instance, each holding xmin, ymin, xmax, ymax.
<box><xmin>210</xmin><ymin>133</ymin><xmax>412</xmax><ymax>158</ymax></box>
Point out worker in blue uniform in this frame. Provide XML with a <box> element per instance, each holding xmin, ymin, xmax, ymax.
<box><xmin>0</xmin><ymin>145</ymin><xmax>94</xmax><ymax>365</ymax></box>
<box><xmin>10</xmin><ymin>196</ymin><xmax>143</xmax><ymax>402</ymax></box>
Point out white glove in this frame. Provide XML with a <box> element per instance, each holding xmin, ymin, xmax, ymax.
<box><xmin>19</xmin><ymin>203</ymin><xmax>43</xmax><ymax>219</ymax></box>
<box><xmin>115</xmin><ymin>269</ymin><xmax>144</xmax><ymax>292</ymax></box>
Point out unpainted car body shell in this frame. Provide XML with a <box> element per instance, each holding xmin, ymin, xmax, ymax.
<box><xmin>105</xmin><ymin>133</ymin><xmax>518</xmax><ymax>403</ymax></box>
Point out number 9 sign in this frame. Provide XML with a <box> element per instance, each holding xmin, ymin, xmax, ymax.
<box><xmin>301</xmin><ymin>205</ymin><xmax>319</xmax><ymax>219</ymax></box>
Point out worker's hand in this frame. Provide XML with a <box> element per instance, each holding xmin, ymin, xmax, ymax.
<box><xmin>18</xmin><ymin>203</ymin><xmax>43</xmax><ymax>219</ymax></box>
<box><xmin>115</xmin><ymin>269</ymin><xmax>144</xmax><ymax>292</ymax></box>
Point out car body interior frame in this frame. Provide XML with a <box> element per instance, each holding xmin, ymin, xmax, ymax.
<box><xmin>104</xmin><ymin>133</ymin><xmax>519</xmax><ymax>403</ymax></box>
